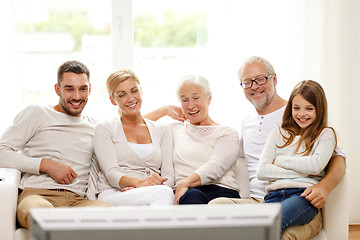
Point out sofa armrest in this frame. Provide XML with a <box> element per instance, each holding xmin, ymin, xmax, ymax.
<box><xmin>0</xmin><ymin>168</ymin><xmax>21</xmax><ymax>240</ymax></box>
<box><xmin>322</xmin><ymin>173</ymin><xmax>349</xmax><ymax>240</ymax></box>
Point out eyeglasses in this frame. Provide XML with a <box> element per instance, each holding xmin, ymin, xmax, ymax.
<box><xmin>240</xmin><ymin>74</ymin><xmax>273</xmax><ymax>89</ymax></box>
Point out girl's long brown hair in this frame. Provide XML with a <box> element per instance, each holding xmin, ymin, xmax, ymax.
<box><xmin>279</xmin><ymin>80</ymin><xmax>337</xmax><ymax>155</ymax></box>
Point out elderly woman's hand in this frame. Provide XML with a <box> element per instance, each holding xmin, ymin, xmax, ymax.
<box><xmin>164</xmin><ymin>105</ymin><xmax>186</xmax><ymax>122</ymax></box>
<box><xmin>174</xmin><ymin>182</ymin><xmax>189</xmax><ymax>205</ymax></box>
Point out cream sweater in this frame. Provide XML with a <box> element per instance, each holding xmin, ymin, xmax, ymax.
<box><xmin>93</xmin><ymin>117</ymin><xmax>174</xmax><ymax>192</ymax></box>
<box><xmin>257</xmin><ymin>127</ymin><xmax>336</xmax><ymax>192</ymax></box>
<box><xmin>0</xmin><ymin>105</ymin><xmax>96</xmax><ymax>197</ymax></box>
<box><xmin>170</xmin><ymin>121</ymin><xmax>240</xmax><ymax>192</ymax></box>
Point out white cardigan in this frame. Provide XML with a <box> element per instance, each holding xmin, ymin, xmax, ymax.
<box><xmin>93</xmin><ymin>117</ymin><xmax>174</xmax><ymax>192</ymax></box>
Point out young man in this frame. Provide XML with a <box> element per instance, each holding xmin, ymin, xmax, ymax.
<box><xmin>209</xmin><ymin>56</ymin><xmax>346</xmax><ymax>239</ymax></box>
<box><xmin>0</xmin><ymin>60</ymin><xmax>111</xmax><ymax>229</ymax></box>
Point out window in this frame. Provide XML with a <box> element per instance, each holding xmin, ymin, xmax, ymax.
<box><xmin>2</xmin><ymin>0</ymin><xmax>322</xmax><ymax>132</ymax></box>
<box><xmin>13</xmin><ymin>0</ymin><xmax>113</xmax><ymax>123</ymax></box>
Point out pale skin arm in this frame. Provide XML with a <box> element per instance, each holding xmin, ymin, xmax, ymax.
<box><xmin>301</xmin><ymin>155</ymin><xmax>346</xmax><ymax>209</ymax></box>
<box><xmin>174</xmin><ymin>173</ymin><xmax>202</xmax><ymax>205</ymax></box>
<box><xmin>119</xmin><ymin>173</ymin><xmax>168</xmax><ymax>189</ymax></box>
<box><xmin>40</xmin><ymin>158</ymin><xmax>78</xmax><ymax>185</ymax></box>
<box><xmin>144</xmin><ymin>105</ymin><xmax>186</xmax><ymax>122</ymax></box>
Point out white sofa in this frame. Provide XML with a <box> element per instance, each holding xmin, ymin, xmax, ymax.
<box><xmin>0</xmin><ymin>159</ymin><xmax>349</xmax><ymax>240</ymax></box>
<box><xmin>235</xmin><ymin>157</ymin><xmax>349</xmax><ymax>240</ymax></box>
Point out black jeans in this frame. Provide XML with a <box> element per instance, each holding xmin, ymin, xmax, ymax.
<box><xmin>179</xmin><ymin>184</ymin><xmax>240</xmax><ymax>204</ymax></box>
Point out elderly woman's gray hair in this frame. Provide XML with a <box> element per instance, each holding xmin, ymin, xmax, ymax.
<box><xmin>176</xmin><ymin>75</ymin><xmax>212</xmax><ymax>100</ymax></box>
<box><xmin>238</xmin><ymin>56</ymin><xmax>275</xmax><ymax>82</ymax></box>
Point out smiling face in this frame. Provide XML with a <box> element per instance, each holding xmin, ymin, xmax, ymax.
<box><xmin>55</xmin><ymin>72</ymin><xmax>91</xmax><ymax>117</ymax></box>
<box><xmin>241</xmin><ymin>61</ymin><xmax>277</xmax><ymax>111</ymax></box>
<box><xmin>179</xmin><ymin>82</ymin><xmax>212</xmax><ymax>125</ymax></box>
<box><xmin>110</xmin><ymin>78</ymin><xmax>142</xmax><ymax>116</ymax></box>
<box><xmin>292</xmin><ymin>94</ymin><xmax>317</xmax><ymax>132</ymax></box>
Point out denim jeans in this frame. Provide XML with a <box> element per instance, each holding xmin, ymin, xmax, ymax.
<box><xmin>179</xmin><ymin>184</ymin><xmax>240</xmax><ymax>205</ymax></box>
<box><xmin>264</xmin><ymin>188</ymin><xmax>318</xmax><ymax>232</ymax></box>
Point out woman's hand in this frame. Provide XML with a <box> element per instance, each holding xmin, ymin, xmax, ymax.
<box><xmin>144</xmin><ymin>105</ymin><xmax>186</xmax><ymax>122</ymax></box>
<box><xmin>164</xmin><ymin>105</ymin><xmax>186</xmax><ymax>122</ymax></box>
<box><xmin>121</xmin><ymin>187</ymin><xmax>135</xmax><ymax>192</ymax></box>
<box><xmin>174</xmin><ymin>181</ymin><xmax>189</xmax><ymax>205</ymax></box>
<box><xmin>138</xmin><ymin>173</ymin><xmax>168</xmax><ymax>187</ymax></box>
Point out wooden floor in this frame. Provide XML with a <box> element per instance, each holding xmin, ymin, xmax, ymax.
<box><xmin>350</xmin><ymin>225</ymin><xmax>360</xmax><ymax>240</ymax></box>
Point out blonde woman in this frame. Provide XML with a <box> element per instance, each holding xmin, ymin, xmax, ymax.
<box><xmin>93</xmin><ymin>68</ymin><xmax>174</xmax><ymax>206</ymax></box>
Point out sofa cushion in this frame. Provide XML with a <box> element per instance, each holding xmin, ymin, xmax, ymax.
<box><xmin>86</xmin><ymin>154</ymin><xmax>101</xmax><ymax>200</ymax></box>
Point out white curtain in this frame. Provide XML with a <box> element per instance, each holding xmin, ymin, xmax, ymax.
<box><xmin>320</xmin><ymin>0</ymin><xmax>360</xmax><ymax>224</ymax></box>
<box><xmin>0</xmin><ymin>1</ymin><xmax>19</xmax><ymax>133</ymax></box>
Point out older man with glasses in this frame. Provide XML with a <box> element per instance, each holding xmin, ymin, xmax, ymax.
<box><xmin>209</xmin><ymin>56</ymin><xmax>346</xmax><ymax>240</ymax></box>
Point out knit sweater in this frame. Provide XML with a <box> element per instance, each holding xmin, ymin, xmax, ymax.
<box><xmin>257</xmin><ymin>127</ymin><xmax>336</xmax><ymax>192</ymax></box>
<box><xmin>0</xmin><ymin>105</ymin><xmax>96</xmax><ymax>197</ymax></box>
<box><xmin>170</xmin><ymin>121</ymin><xmax>240</xmax><ymax>192</ymax></box>
<box><xmin>93</xmin><ymin>117</ymin><xmax>174</xmax><ymax>192</ymax></box>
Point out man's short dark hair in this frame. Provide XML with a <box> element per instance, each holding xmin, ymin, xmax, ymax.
<box><xmin>57</xmin><ymin>60</ymin><xmax>90</xmax><ymax>85</ymax></box>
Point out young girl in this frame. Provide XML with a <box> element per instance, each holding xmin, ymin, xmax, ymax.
<box><xmin>257</xmin><ymin>80</ymin><xmax>337</xmax><ymax>232</ymax></box>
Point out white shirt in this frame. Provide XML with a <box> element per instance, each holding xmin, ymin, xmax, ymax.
<box><xmin>241</xmin><ymin>106</ymin><xmax>285</xmax><ymax>198</ymax></box>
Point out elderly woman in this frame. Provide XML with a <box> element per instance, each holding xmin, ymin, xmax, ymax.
<box><xmin>146</xmin><ymin>75</ymin><xmax>241</xmax><ymax>204</ymax></box>
<box><xmin>93</xmin><ymin>68</ymin><xmax>174</xmax><ymax>206</ymax></box>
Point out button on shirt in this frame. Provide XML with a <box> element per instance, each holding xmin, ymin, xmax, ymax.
<box><xmin>240</xmin><ymin>106</ymin><xmax>285</xmax><ymax>198</ymax></box>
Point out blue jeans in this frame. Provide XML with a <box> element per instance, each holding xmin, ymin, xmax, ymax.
<box><xmin>264</xmin><ymin>188</ymin><xmax>318</xmax><ymax>232</ymax></box>
<box><xmin>179</xmin><ymin>184</ymin><xmax>240</xmax><ymax>205</ymax></box>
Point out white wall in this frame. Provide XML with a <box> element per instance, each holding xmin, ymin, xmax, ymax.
<box><xmin>0</xmin><ymin>1</ymin><xmax>19</xmax><ymax>133</ymax></box>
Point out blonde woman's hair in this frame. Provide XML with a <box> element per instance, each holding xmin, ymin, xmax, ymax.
<box><xmin>106</xmin><ymin>68</ymin><xmax>140</xmax><ymax>96</ymax></box>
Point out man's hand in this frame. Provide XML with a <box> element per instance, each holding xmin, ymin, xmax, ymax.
<box><xmin>40</xmin><ymin>158</ymin><xmax>78</xmax><ymax>184</ymax></box>
<box><xmin>301</xmin><ymin>184</ymin><xmax>328</xmax><ymax>209</ymax></box>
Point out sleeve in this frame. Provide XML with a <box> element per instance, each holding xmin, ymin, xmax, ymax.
<box><xmin>159</xmin><ymin>124</ymin><xmax>174</xmax><ymax>188</ymax></box>
<box><xmin>194</xmin><ymin>127</ymin><xmax>240</xmax><ymax>185</ymax></box>
<box><xmin>257</xmin><ymin>128</ymin><xmax>305</xmax><ymax>181</ymax></box>
<box><xmin>0</xmin><ymin>105</ymin><xmax>43</xmax><ymax>174</ymax></box>
<box><xmin>274</xmin><ymin>128</ymin><xmax>336</xmax><ymax>175</ymax></box>
<box><xmin>333</xmin><ymin>145</ymin><xmax>346</xmax><ymax>159</ymax></box>
<box><xmin>93</xmin><ymin>121</ymin><xmax>124</xmax><ymax>189</ymax></box>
